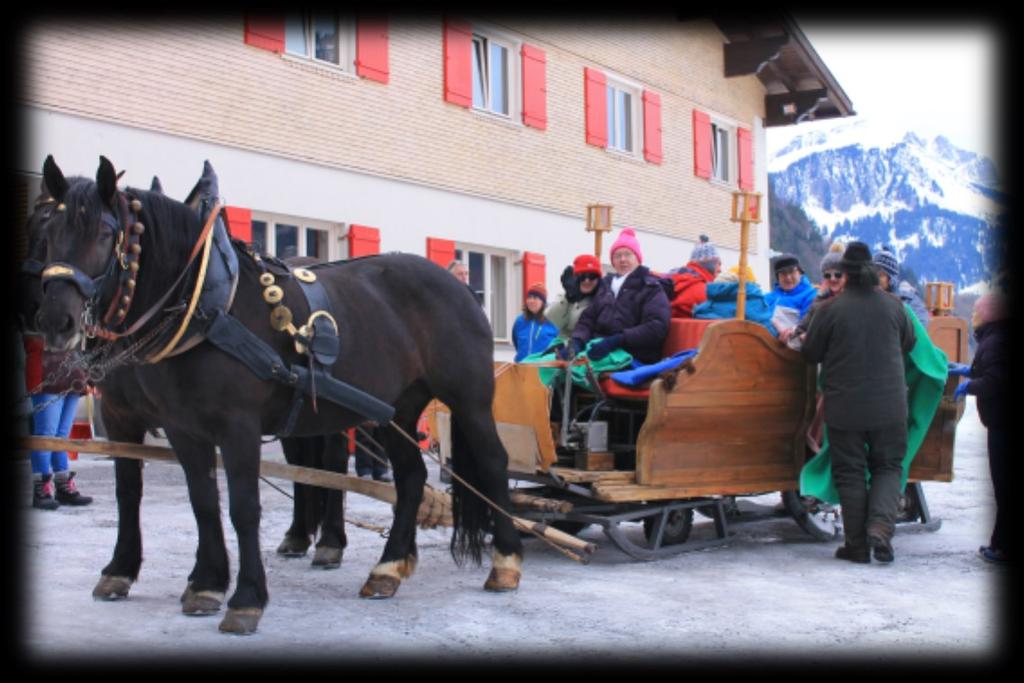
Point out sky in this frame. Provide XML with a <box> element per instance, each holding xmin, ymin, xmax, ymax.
<box><xmin>765</xmin><ymin>21</ymin><xmax>1000</xmax><ymax>162</ymax></box>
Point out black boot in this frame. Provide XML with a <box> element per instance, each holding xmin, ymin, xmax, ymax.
<box><xmin>54</xmin><ymin>471</ymin><xmax>93</xmax><ymax>506</ymax></box>
<box><xmin>32</xmin><ymin>474</ymin><xmax>60</xmax><ymax>511</ymax></box>
<box><xmin>834</xmin><ymin>544</ymin><xmax>870</xmax><ymax>564</ymax></box>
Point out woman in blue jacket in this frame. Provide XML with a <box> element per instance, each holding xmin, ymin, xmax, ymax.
<box><xmin>512</xmin><ymin>283</ymin><xmax>559</xmax><ymax>362</ymax></box>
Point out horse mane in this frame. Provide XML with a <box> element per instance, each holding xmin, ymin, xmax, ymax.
<box><xmin>124</xmin><ymin>185</ymin><xmax>204</xmax><ymax>261</ymax></box>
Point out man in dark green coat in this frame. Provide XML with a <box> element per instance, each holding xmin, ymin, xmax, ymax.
<box><xmin>801</xmin><ymin>242</ymin><xmax>916</xmax><ymax>564</ymax></box>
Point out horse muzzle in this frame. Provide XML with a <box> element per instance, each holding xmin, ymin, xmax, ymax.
<box><xmin>36</xmin><ymin>281</ymin><xmax>87</xmax><ymax>353</ymax></box>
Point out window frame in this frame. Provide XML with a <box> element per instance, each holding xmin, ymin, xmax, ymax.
<box><xmin>469</xmin><ymin>24</ymin><xmax>521</xmax><ymax>121</ymax></box>
<box><xmin>250</xmin><ymin>212</ymin><xmax>344</xmax><ymax>262</ymax></box>
<box><xmin>605</xmin><ymin>75</ymin><xmax>643</xmax><ymax>158</ymax></box>
<box><xmin>284</xmin><ymin>12</ymin><xmax>357</xmax><ymax>73</ymax></box>
<box><xmin>454</xmin><ymin>243</ymin><xmax>515</xmax><ymax>341</ymax></box>
<box><xmin>710</xmin><ymin>118</ymin><xmax>737</xmax><ymax>185</ymax></box>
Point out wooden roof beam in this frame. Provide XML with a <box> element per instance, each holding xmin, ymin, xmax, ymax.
<box><xmin>724</xmin><ymin>35</ymin><xmax>789</xmax><ymax>77</ymax></box>
<box><xmin>764</xmin><ymin>89</ymin><xmax>829</xmax><ymax>127</ymax></box>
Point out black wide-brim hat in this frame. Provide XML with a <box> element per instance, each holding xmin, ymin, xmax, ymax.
<box><xmin>840</xmin><ymin>241</ymin><xmax>872</xmax><ymax>271</ymax></box>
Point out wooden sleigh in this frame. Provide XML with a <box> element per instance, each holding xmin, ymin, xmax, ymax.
<box><xmin>436</xmin><ymin>311</ymin><xmax>969</xmax><ymax>560</ymax></box>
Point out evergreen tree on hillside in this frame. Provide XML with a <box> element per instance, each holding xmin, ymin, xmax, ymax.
<box><xmin>768</xmin><ymin>182</ymin><xmax>830</xmax><ymax>279</ymax></box>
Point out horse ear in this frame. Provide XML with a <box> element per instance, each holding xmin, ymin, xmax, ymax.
<box><xmin>42</xmin><ymin>155</ymin><xmax>68</xmax><ymax>202</ymax></box>
<box><xmin>96</xmin><ymin>156</ymin><xmax>119</xmax><ymax>208</ymax></box>
<box><xmin>184</xmin><ymin>160</ymin><xmax>216</xmax><ymax>211</ymax></box>
<box><xmin>150</xmin><ymin>176</ymin><xmax>164</xmax><ymax>194</ymax></box>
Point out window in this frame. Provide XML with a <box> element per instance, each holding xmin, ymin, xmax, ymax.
<box><xmin>455</xmin><ymin>245</ymin><xmax>513</xmax><ymax>339</ymax></box>
<box><xmin>285</xmin><ymin>12</ymin><xmax>356</xmax><ymax>71</ymax></box>
<box><xmin>250</xmin><ymin>213</ymin><xmax>342</xmax><ymax>261</ymax></box>
<box><xmin>711</xmin><ymin>122</ymin><xmax>733</xmax><ymax>183</ymax></box>
<box><xmin>607</xmin><ymin>84</ymin><xmax>635</xmax><ymax>153</ymax></box>
<box><xmin>471</xmin><ymin>32</ymin><xmax>515</xmax><ymax>117</ymax></box>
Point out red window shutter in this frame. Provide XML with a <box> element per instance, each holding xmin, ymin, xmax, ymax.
<box><xmin>223</xmin><ymin>206</ymin><xmax>252</xmax><ymax>243</ymax></box>
<box><xmin>584</xmin><ymin>67</ymin><xmax>608</xmax><ymax>147</ymax></box>
<box><xmin>693</xmin><ymin>109</ymin><xmax>713</xmax><ymax>179</ymax></box>
<box><xmin>737</xmin><ymin>127</ymin><xmax>754</xmax><ymax>191</ymax></box>
<box><xmin>348</xmin><ymin>224</ymin><xmax>381</xmax><ymax>258</ymax></box>
<box><xmin>522</xmin><ymin>251</ymin><xmax>546</xmax><ymax>302</ymax></box>
<box><xmin>443</xmin><ymin>18</ymin><xmax>473</xmax><ymax>108</ymax></box>
<box><xmin>244</xmin><ymin>16</ymin><xmax>285</xmax><ymax>53</ymax></box>
<box><xmin>356</xmin><ymin>17</ymin><xmax>389</xmax><ymax>84</ymax></box>
<box><xmin>426</xmin><ymin>237</ymin><xmax>457</xmax><ymax>269</ymax></box>
<box><xmin>642</xmin><ymin>90</ymin><xmax>663</xmax><ymax>165</ymax></box>
<box><xmin>521</xmin><ymin>44</ymin><xmax>547</xmax><ymax>130</ymax></box>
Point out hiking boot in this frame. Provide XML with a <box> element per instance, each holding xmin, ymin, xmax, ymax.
<box><xmin>867</xmin><ymin>532</ymin><xmax>894</xmax><ymax>563</ymax></box>
<box><xmin>979</xmin><ymin>545</ymin><xmax>1010</xmax><ymax>564</ymax></box>
<box><xmin>32</xmin><ymin>474</ymin><xmax>60</xmax><ymax>511</ymax></box>
<box><xmin>834</xmin><ymin>544</ymin><xmax>870</xmax><ymax>564</ymax></box>
<box><xmin>54</xmin><ymin>471</ymin><xmax>93</xmax><ymax>506</ymax></box>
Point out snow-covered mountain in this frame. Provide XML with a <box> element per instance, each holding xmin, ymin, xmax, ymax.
<box><xmin>768</xmin><ymin>120</ymin><xmax>1006</xmax><ymax>291</ymax></box>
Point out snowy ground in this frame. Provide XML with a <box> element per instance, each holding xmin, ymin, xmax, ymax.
<box><xmin>14</xmin><ymin>399</ymin><xmax>1013</xmax><ymax>670</ymax></box>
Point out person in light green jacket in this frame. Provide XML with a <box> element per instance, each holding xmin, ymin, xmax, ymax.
<box><xmin>546</xmin><ymin>253</ymin><xmax>603</xmax><ymax>343</ymax></box>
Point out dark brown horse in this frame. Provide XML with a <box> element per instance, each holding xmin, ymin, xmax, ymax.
<box><xmin>36</xmin><ymin>156</ymin><xmax>522</xmax><ymax>634</ymax></box>
<box><xmin>18</xmin><ymin>171</ymin><xmax>348</xmax><ymax>617</ymax></box>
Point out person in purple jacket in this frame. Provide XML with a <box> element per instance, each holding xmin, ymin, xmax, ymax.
<box><xmin>564</xmin><ymin>228</ymin><xmax>670</xmax><ymax>364</ymax></box>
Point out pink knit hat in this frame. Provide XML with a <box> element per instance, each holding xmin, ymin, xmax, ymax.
<box><xmin>609</xmin><ymin>228</ymin><xmax>643</xmax><ymax>264</ymax></box>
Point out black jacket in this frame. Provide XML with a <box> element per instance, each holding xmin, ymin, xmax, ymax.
<box><xmin>968</xmin><ymin>319</ymin><xmax>1009</xmax><ymax>429</ymax></box>
<box><xmin>801</xmin><ymin>287</ymin><xmax>916</xmax><ymax>431</ymax></box>
<box><xmin>571</xmin><ymin>266</ymin><xmax>670</xmax><ymax>364</ymax></box>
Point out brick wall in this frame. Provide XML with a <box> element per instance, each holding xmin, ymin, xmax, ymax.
<box><xmin>22</xmin><ymin>16</ymin><xmax>766</xmax><ymax>252</ymax></box>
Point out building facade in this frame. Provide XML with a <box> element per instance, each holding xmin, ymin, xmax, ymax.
<box><xmin>17</xmin><ymin>14</ymin><xmax>850</xmax><ymax>360</ymax></box>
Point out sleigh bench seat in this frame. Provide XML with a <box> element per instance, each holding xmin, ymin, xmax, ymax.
<box><xmin>597</xmin><ymin>318</ymin><xmax>718</xmax><ymax>401</ymax></box>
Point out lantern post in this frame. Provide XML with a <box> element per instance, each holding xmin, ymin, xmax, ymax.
<box><xmin>585</xmin><ymin>203</ymin><xmax>613</xmax><ymax>260</ymax></box>
<box><xmin>729</xmin><ymin>191</ymin><xmax>762</xmax><ymax>321</ymax></box>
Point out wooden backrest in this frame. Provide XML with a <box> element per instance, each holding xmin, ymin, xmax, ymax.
<box><xmin>662</xmin><ymin>318</ymin><xmax>717</xmax><ymax>356</ymax></box>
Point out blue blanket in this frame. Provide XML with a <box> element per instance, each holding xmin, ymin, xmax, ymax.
<box><xmin>609</xmin><ymin>349</ymin><xmax>698</xmax><ymax>387</ymax></box>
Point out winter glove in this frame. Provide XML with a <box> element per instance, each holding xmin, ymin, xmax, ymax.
<box><xmin>953</xmin><ymin>379</ymin><xmax>971</xmax><ymax>401</ymax></box>
<box><xmin>557</xmin><ymin>338</ymin><xmax>583</xmax><ymax>361</ymax></box>
<box><xmin>947</xmin><ymin>362</ymin><xmax>971</xmax><ymax>377</ymax></box>
<box><xmin>561</xmin><ymin>265</ymin><xmax>583</xmax><ymax>303</ymax></box>
<box><xmin>586</xmin><ymin>334</ymin><xmax>623</xmax><ymax>362</ymax></box>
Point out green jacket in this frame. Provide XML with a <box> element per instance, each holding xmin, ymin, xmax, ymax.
<box><xmin>545</xmin><ymin>293</ymin><xmax>594</xmax><ymax>342</ymax></box>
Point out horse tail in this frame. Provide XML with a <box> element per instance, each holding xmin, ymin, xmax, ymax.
<box><xmin>448</xmin><ymin>415</ymin><xmax>490</xmax><ymax>566</ymax></box>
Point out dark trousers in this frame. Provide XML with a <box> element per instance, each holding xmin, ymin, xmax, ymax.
<box><xmin>987</xmin><ymin>427</ymin><xmax>1010</xmax><ymax>552</ymax></box>
<box><xmin>828</xmin><ymin>422</ymin><xmax>908</xmax><ymax>548</ymax></box>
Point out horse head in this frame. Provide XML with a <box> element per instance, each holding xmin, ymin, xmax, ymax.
<box><xmin>37</xmin><ymin>155</ymin><xmax>136</xmax><ymax>351</ymax></box>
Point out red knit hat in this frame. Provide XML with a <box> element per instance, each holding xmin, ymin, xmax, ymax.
<box><xmin>609</xmin><ymin>228</ymin><xmax>643</xmax><ymax>264</ymax></box>
<box><xmin>526</xmin><ymin>282</ymin><xmax>548</xmax><ymax>302</ymax></box>
<box><xmin>572</xmin><ymin>254</ymin><xmax>602</xmax><ymax>276</ymax></box>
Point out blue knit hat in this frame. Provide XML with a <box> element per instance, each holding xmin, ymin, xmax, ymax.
<box><xmin>873</xmin><ymin>245</ymin><xmax>900</xmax><ymax>284</ymax></box>
<box><xmin>690</xmin><ymin>234</ymin><xmax>719</xmax><ymax>264</ymax></box>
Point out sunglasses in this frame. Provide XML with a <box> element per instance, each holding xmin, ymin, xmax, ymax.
<box><xmin>822</xmin><ymin>272</ymin><xmax>844</xmax><ymax>281</ymax></box>
<box><xmin>578</xmin><ymin>273</ymin><xmax>600</xmax><ymax>282</ymax></box>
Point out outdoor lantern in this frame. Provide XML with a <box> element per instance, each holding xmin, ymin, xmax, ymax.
<box><xmin>729</xmin><ymin>191</ymin><xmax>763</xmax><ymax>322</ymax></box>
<box><xmin>586</xmin><ymin>203</ymin><xmax>613</xmax><ymax>258</ymax></box>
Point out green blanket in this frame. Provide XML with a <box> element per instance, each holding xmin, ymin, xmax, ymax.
<box><xmin>521</xmin><ymin>339</ymin><xmax>633</xmax><ymax>393</ymax></box>
<box><xmin>799</xmin><ymin>306</ymin><xmax>949</xmax><ymax>504</ymax></box>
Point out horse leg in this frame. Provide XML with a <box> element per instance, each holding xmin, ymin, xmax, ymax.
<box><xmin>93</xmin><ymin>451</ymin><xmax>145</xmax><ymax>600</ymax></box>
<box><xmin>312</xmin><ymin>432</ymin><xmax>347</xmax><ymax>569</ymax></box>
<box><xmin>164</xmin><ymin>427</ymin><xmax>230</xmax><ymax>617</ymax></box>
<box><xmin>359</xmin><ymin>416</ymin><xmax>425</xmax><ymax>599</ymax></box>
<box><xmin>276</xmin><ymin>437</ymin><xmax>314</xmax><ymax>558</ymax></box>
<box><xmin>451</xmin><ymin>409</ymin><xmax>524</xmax><ymax>592</ymax></box>
<box><xmin>217</xmin><ymin>426</ymin><xmax>268</xmax><ymax>635</ymax></box>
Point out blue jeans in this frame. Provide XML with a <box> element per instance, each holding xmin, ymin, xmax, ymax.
<box><xmin>30</xmin><ymin>393</ymin><xmax>81</xmax><ymax>476</ymax></box>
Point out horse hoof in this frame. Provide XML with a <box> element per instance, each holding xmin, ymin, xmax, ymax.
<box><xmin>484</xmin><ymin>568</ymin><xmax>521</xmax><ymax>592</ymax></box>
<box><xmin>92</xmin><ymin>575</ymin><xmax>132</xmax><ymax>601</ymax></box>
<box><xmin>218</xmin><ymin>608</ymin><xmax>262</xmax><ymax>635</ymax></box>
<box><xmin>276</xmin><ymin>535</ymin><xmax>311</xmax><ymax>557</ymax></box>
<box><xmin>181</xmin><ymin>586</ymin><xmax>225</xmax><ymax>616</ymax></box>
<box><xmin>359</xmin><ymin>574</ymin><xmax>400</xmax><ymax>599</ymax></box>
<box><xmin>311</xmin><ymin>546</ymin><xmax>343</xmax><ymax>569</ymax></box>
